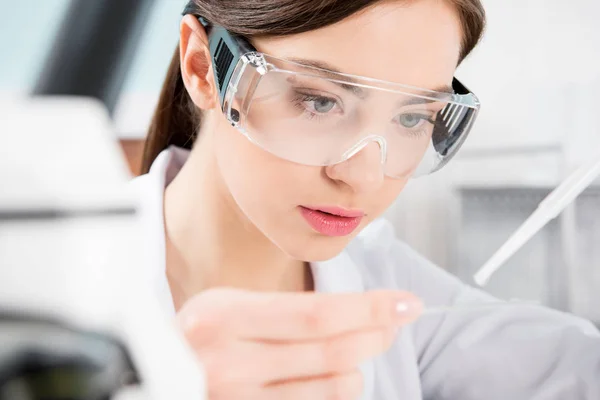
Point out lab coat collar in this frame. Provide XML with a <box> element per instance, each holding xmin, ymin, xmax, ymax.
<box><xmin>311</xmin><ymin>254</ymin><xmax>375</xmax><ymax>400</ymax></box>
<box><xmin>142</xmin><ymin>147</ymin><xmax>181</xmax><ymax>315</ymax></box>
<box><xmin>311</xmin><ymin>251</ymin><xmax>366</xmax><ymax>293</ymax></box>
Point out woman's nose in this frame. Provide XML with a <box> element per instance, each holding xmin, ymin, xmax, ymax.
<box><xmin>325</xmin><ymin>141</ymin><xmax>385</xmax><ymax>193</ymax></box>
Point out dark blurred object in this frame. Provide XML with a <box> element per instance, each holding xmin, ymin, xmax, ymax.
<box><xmin>0</xmin><ymin>314</ymin><xmax>137</xmax><ymax>400</ymax></box>
<box><xmin>32</xmin><ymin>0</ymin><xmax>156</xmax><ymax>115</ymax></box>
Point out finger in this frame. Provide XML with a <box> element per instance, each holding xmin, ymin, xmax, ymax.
<box><xmin>188</xmin><ymin>328</ymin><xmax>394</xmax><ymax>386</ymax></box>
<box><xmin>234</xmin><ymin>290</ymin><xmax>422</xmax><ymax>340</ymax></box>
<box><xmin>178</xmin><ymin>288</ymin><xmax>422</xmax><ymax>342</ymax></box>
<box><xmin>262</xmin><ymin>369</ymin><xmax>363</xmax><ymax>400</ymax></box>
<box><xmin>257</xmin><ymin>327</ymin><xmax>396</xmax><ymax>382</ymax></box>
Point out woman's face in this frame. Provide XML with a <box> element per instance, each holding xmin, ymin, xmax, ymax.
<box><xmin>193</xmin><ymin>0</ymin><xmax>462</xmax><ymax>261</ymax></box>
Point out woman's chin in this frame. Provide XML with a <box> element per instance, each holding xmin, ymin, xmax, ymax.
<box><xmin>279</xmin><ymin>234</ymin><xmax>357</xmax><ymax>263</ymax></box>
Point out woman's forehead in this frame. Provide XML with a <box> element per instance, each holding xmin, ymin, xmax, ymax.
<box><xmin>253</xmin><ymin>0</ymin><xmax>462</xmax><ymax>91</ymax></box>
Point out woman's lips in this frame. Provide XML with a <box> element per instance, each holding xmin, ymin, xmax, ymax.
<box><xmin>299</xmin><ymin>206</ymin><xmax>364</xmax><ymax>237</ymax></box>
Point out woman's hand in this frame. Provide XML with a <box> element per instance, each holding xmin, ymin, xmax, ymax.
<box><xmin>176</xmin><ymin>288</ymin><xmax>423</xmax><ymax>400</ymax></box>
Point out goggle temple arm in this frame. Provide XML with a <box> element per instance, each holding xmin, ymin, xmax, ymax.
<box><xmin>181</xmin><ymin>9</ymin><xmax>255</xmax><ymax>109</ymax></box>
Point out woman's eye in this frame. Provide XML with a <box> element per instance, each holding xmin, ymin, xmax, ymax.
<box><xmin>289</xmin><ymin>91</ymin><xmax>342</xmax><ymax>120</ymax></box>
<box><xmin>397</xmin><ymin>113</ymin><xmax>428</xmax><ymax>128</ymax></box>
<box><xmin>311</xmin><ymin>97</ymin><xmax>336</xmax><ymax>113</ymax></box>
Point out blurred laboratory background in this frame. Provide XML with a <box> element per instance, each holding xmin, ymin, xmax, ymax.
<box><xmin>1</xmin><ymin>0</ymin><xmax>599</xmax><ymax>321</ymax></box>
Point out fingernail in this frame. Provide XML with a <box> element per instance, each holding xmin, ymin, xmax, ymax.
<box><xmin>395</xmin><ymin>299</ymin><xmax>423</xmax><ymax>316</ymax></box>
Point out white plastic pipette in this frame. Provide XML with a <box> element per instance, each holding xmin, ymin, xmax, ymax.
<box><xmin>421</xmin><ymin>299</ymin><xmax>540</xmax><ymax>317</ymax></box>
<box><xmin>473</xmin><ymin>155</ymin><xmax>600</xmax><ymax>286</ymax></box>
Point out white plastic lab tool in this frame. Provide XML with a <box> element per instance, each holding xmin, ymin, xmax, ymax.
<box><xmin>422</xmin><ymin>300</ymin><xmax>540</xmax><ymax>317</ymax></box>
<box><xmin>474</xmin><ymin>155</ymin><xmax>600</xmax><ymax>286</ymax></box>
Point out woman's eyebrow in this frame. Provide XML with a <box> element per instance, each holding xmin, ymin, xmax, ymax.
<box><xmin>396</xmin><ymin>97</ymin><xmax>442</xmax><ymax>108</ymax></box>
<box><xmin>433</xmin><ymin>84</ymin><xmax>454</xmax><ymax>94</ymax></box>
<box><xmin>286</xmin><ymin>57</ymin><xmax>365</xmax><ymax>97</ymax></box>
<box><xmin>286</xmin><ymin>57</ymin><xmax>350</xmax><ymax>79</ymax></box>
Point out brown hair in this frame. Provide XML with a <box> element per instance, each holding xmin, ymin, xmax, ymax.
<box><xmin>141</xmin><ymin>0</ymin><xmax>486</xmax><ymax>174</ymax></box>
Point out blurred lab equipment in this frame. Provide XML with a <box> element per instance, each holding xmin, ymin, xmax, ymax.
<box><xmin>475</xmin><ymin>155</ymin><xmax>600</xmax><ymax>285</ymax></box>
<box><xmin>33</xmin><ymin>0</ymin><xmax>156</xmax><ymax>115</ymax></box>
<box><xmin>0</xmin><ymin>97</ymin><xmax>205</xmax><ymax>400</ymax></box>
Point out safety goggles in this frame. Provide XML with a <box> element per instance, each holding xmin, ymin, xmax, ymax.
<box><xmin>186</xmin><ymin>13</ymin><xmax>481</xmax><ymax>178</ymax></box>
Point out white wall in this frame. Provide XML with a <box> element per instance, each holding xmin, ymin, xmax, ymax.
<box><xmin>458</xmin><ymin>0</ymin><xmax>600</xmax><ymax>151</ymax></box>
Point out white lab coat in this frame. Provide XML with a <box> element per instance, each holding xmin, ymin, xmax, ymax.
<box><xmin>131</xmin><ymin>146</ymin><xmax>600</xmax><ymax>400</ymax></box>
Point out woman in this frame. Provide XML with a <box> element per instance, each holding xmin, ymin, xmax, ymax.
<box><xmin>132</xmin><ymin>0</ymin><xmax>600</xmax><ymax>398</ymax></box>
